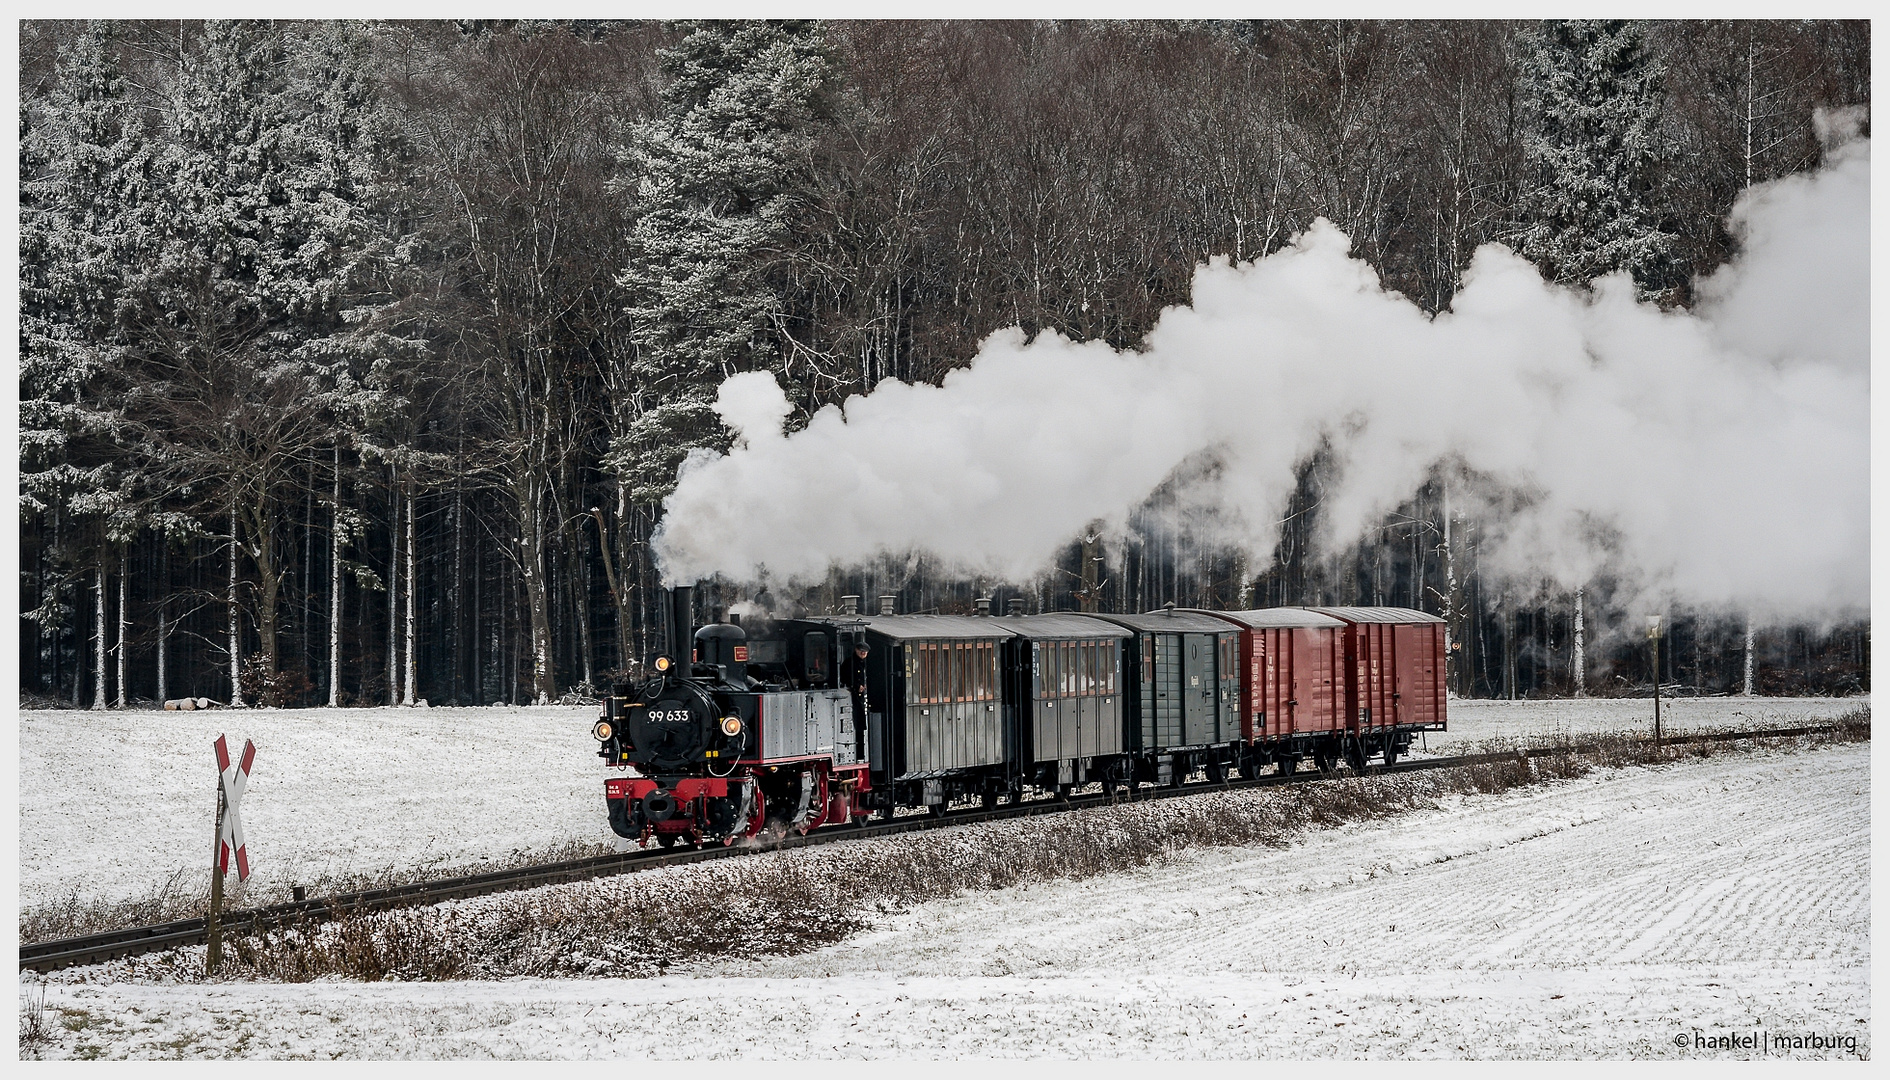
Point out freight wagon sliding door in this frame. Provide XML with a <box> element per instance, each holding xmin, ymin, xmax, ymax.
<box><xmin>1393</xmin><ymin>622</ymin><xmax>1447</xmax><ymax>728</ymax></box>
<box><xmin>1297</xmin><ymin>627</ymin><xmax>1343</xmax><ymax>735</ymax></box>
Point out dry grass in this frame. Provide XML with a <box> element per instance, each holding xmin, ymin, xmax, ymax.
<box><xmin>19</xmin><ymin>979</ymin><xmax>51</xmax><ymax>1049</ymax></box>
<box><xmin>19</xmin><ymin>838</ymin><xmax>617</xmax><ymax>945</ymax></box>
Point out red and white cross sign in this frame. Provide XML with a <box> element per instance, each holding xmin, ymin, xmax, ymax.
<box><xmin>214</xmin><ymin>735</ymin><xmax>255</xmax><ymax>882</ymax></box>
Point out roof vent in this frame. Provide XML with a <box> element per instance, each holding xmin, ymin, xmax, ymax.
<box><xmin>840</xmin><ymin>595</ymin><xmax>860</xmax><ymax>615</ymax></box>
<box><xmin>1008</xmin><ymin>598</ymin><xmax>1025</xmax><ymax>616</ymax></box>
<box><xmin>975</xmin><ymin>597</ymin><xmax>992</xmax><ymax>616</ymax></box>
<box><xmin>878</xmin><ymin>595</ymin><xmax>897</xmax><ymax>616</ymax></box>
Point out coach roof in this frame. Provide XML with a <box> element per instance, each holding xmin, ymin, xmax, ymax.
<box><xmin>1304</xmin><ymin>606</ymin><xmax>1446</xmax><ymax>624</ymax></box>
<box><xmin>1001</xmin><ymin>613</ymin><xmax>1133</xmax><ymax>639</ymax></box>
<box><xmin>804</xmin><ymin>614</ymin><xmax>1019</xmax><ymax>640</ymax></box>
<box><xmin>1087</xmin><ymin>610</ymin><xmax>1240</xmax><ymax>634</ymax></box>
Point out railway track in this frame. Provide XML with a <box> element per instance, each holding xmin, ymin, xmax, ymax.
<box><xmin>19</xmin><ymin>722</ymin><xmax>1848</xmax><ymax>973</ymax></box>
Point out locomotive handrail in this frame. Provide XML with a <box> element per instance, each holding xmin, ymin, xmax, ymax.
<box><xmin>18</xmin><ymin>721</ymin><xmax>1850</xmax><ymax>973</ymax></box>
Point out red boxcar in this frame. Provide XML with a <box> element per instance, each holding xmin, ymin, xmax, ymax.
<box><xmin>1186</xmin><ymin>608</ymin><xmax>1348</xmax><ymax>744</ymax></box>
<box><xmin>1304</xmin><ymin>607</ymin><xmax>1448</xmax><ymax>737</ymax></box>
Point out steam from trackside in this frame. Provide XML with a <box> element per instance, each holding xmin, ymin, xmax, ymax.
<box><xmin>654</xmin><ymin>139</ymin><xmax>1868</xmax><ymax>622</ymax></box>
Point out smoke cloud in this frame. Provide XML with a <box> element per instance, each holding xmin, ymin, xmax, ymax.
<box><xmin>656</xmin><ymin>142</ymin><xmax>1868</xmax><ymax>622</ymax></box>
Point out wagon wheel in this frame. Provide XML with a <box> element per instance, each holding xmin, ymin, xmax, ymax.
<box><xmin>1345</xmin><ymin>737</ymin><xmax>1369</xmax><ymax>773</ymax></box>
<box><xmin>1278</xmin><ymin>755</ymin><xmax>1297</xmax><ymax>776</ymax></box>
<box><xmin>1383</xmin><ymin>743</ymin><xmax>1401</xmax><ymax>767</ymax></box>
<box><xmin>1314</xmin><ymin>748</ymin><xmax>1336</xmax><ymax>774</ymax></box>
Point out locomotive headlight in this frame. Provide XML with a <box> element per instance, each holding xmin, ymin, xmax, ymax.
<box><xmin>593</xmin><ymin>721</ymin><xmax>614</xmax><ymax>742</ymax></box>
<box><xmin>655</xmin><ymin>655</ymin><xmax>672</xmax><ymax>673</ymax></box>
<box><xmin>720</xmin><ymin>715</ymin><xmax>742</xmax><ymax>737</ymax></box>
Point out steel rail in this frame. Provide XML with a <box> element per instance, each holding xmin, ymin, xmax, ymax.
<box><xmin>18</xmin><ymin>722</ymin><xmax>1850</xmax><ymax>973</ymax></box>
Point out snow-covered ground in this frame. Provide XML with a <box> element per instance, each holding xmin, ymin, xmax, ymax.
<box><xmin>22</xmin><ymin>741</ymin><xmax>1870</xmax><ymax>1059</ymax></box>
<box><xmin>16</xmin><ymin>696</ymin><xmax>1866</xmax><ymax>910</ymax></box>
<box><xmin>1426</xmin><ymin>695</ymin><xmax>1863</xmax><ymax>751</ymax></box>
<box><xmin>18</xmin><ymin>704</ymin><xmax>605</xmax><ymax>909</ymax></box>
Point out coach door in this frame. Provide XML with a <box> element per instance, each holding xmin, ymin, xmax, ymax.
<box><xmin>1181</xmin><ymin>634</ymin><xmax>1212</xmax><ymax>746</ymax></box>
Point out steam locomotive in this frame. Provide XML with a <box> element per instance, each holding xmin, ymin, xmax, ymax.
<box><xmin>596</xmin><ymin>585</ymin><xmax>1447</xmax><ymax>847</ymax></box>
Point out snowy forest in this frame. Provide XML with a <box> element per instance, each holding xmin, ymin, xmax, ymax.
<box><xmin>18</xmin><ymin>19</ymin><xmax>1871</xmax><ymax>710</ymax></box>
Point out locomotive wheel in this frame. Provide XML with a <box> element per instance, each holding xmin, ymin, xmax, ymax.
<box><xmin>657</xmin><ymin>834</ymin><xmax>679</xmax><ymax>850</ymax></box>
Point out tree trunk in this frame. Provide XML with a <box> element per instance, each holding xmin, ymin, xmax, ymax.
<box><xmin>116</xmin><ymin>544</ymin><xmax>128</xmax><ymax>708</ymax></box>
<box><xmin>403</xmin><ymin>489</ymin><xmax>417</xmax><ymax>706</ymax></box>
<box><xmin>156</xmin><ymin>541</ymin><xmax>169</xmax><ymax>704</ymax></box>
<box><xmin>243</xmin><ymin>494</ymin><xmax>282</xmax><ymax>680</ymax></box>
<box><xmin>1743</xmin><ymin>616</ymin><xmax>1755</xmax><ymax>696</ymax></box>
<box><xmin>92</xmin><ymin>558</ymin><xmax>107</xmax><ymax>710</ymax></box>
<box><xmin>330</xmin><ymin>446</ymin><xmax>343</xmax><ymax>707</ymax></box>
<box><xmin>1572</xmin><ymin>586</ymin><xmax>1586</xmax><ymax>696</ymax></box>
<box><xmin>387</xmin><ymin>467</ymin><xmax>399</xmax><ymax>705</ymax></box>
<box><xmin>518</xmin><ymin>476</ymin><xmax>557</xmax><ymax>704</ymax></box>
<box><xmin>228</xmin><ymin>506</ymin><xmax>245</xmax><ymax>707</ymax></box>
<box><xmin>591</xmin><ymin>504</ymin><xmax>626</xmax><ymax>674</ymax></box>
<box><xmin>574</xmin><ymin>517</ymin><xmax>595</xmax><ymax>690</ymax></box>
<box><xmin>1440</xmin><ymin>478</ymin><xmax>1460</xmax><ymax>694</ymax></box>
<box><xmin>452</xmin><ymin>471</ymin><xmax>464</xmax><ymax>703</ymax></box>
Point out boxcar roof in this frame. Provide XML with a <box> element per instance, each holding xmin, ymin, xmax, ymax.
<box><xmin>1001</xmin><ymin>613</ymin><xmax>1133</xmax><ymax>639</ymax></box>
<box><xmin>1088</xmin><ymin>610</ymin><xmax>1239</xmax><ymax>634</ymax></box>
<box><xmin>1304</xmin><ymin>605</ymin><xmax>1446</xmax><ymax>625</ymax></box>
<box><xmin>819</xmin><ymin>614</ymin><xmax>1019</xmax><ymax>641</ymax></box>
<box><xmin>1182</xmin><ymin>607</ymin><xmax>1348</xmax><ymax>629</ymax></box>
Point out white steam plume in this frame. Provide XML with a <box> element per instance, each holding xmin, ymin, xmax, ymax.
<box><xmin>656</xmin><ymin>142</ymin><xmax>1868</xmax><ymax>621</ymax></box>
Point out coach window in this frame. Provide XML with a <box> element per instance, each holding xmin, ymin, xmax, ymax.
<box><xmin>1102</xmin><ymin>642</ymin><xmax>1116</xmax><ymax>695</ymax></box>
<box><xmin>952</xmin><ymin>642</ymin><xmax>968</xmax><ymax>703</ymax></box>
<box><xmin>1044</xmin><ymin>643</ymin><xmax>1060</xmax><ymax>699</ymax></box>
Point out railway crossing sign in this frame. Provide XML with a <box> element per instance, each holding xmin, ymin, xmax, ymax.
<box><xmin>213</xmin><ymin>735</ymin><xmax>255</xmax><ymax>882</ymax></box>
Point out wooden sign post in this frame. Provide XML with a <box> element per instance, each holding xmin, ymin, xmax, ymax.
<box><xmin>206</xmin><ymin>735</ymin><xmax>254</xmax><ymax>975</ymax></box>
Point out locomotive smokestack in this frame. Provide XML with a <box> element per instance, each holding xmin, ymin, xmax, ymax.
<box><xmin>668</xmin><ymin>585</ymin><xmax>696</xmax><ymax>665</ymax></box>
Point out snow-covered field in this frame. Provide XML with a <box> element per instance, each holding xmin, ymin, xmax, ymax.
<box><xmin>16</xmin><ymin>696</ymin><xmax>1866</xmax><ymax>910</ymax></box>
<box><xmin>1426</xmin><ymin>695</ymin><xmax>1863</xmax><ymax>751</ymax></box>
<box><xmin>23</xmin><ymin>741</ymin><xmax>1870</xmax><ymax>1058</ymax></box>
<box><xmin>18</xmin><ymin>704</ymin><xmax>605</xmax><ymax>909</ymax></box>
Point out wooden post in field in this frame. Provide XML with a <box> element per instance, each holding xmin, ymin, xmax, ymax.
<box><xmin>205</xmin><ymin>734</ymin><xmax>254</xmax><ymax>976</ymax></box>
<box><xmin>1647</xmin><ymin>614</ymin><xmax>1663</xmax><ymax>748</ymax></box>
<box><xmin>206</xmin><ymin>772</ymin><xmax>226</xmax><ymax>974</ymax></box>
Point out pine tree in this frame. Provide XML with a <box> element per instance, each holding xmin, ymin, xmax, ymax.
<box><xmin>130</xmin><ymin>20</ymin><xmax>405</xmax><ymax>689</ymax></box>
<box><xmin>612</xmin><ymin>19</ymin><xmax>835</xmax><ymax>505</ymax></box>
<box><xmin>1516</xmin><ymin>20</ymin><xmax>1678</xmax><ymax>298</ymax></box>
<box><xmin>19</xmin><ymin>22</ymin><xmax>155</xmax><ymax>703</ymax></box>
